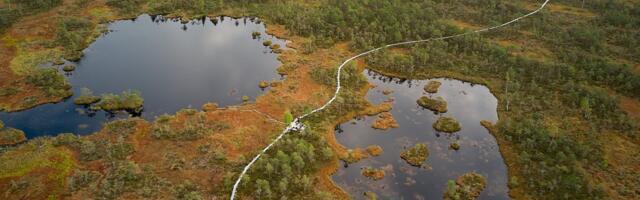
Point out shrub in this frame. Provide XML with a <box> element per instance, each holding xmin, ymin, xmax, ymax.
<box><xmin>433</xmin><ymin>117</ymin><xmax>461</xmax><ymax>133</ymax></box>
<box><xmin>262</xmin><ymin>40</ymin><xmax>272</xmax><ymax>46</ymax></box>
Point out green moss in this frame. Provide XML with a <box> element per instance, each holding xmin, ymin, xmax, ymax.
<box><xmin>433</xmin><ymin>117</ymin><xmax>461</xmax><ymax>133</ymax></box>
<box><xmin>364</xmin><ymin>191</ymin><xmax>378</xmax><ymax>200</ymax></box>
<box><xmin>10</xmin><ymin>48</ymin><xmax>63</xmax><ymax>76</ymax></box>
<box><xmin>417</xmin><ymin>96</ymin><xmax>448</xmax><ymax>113</ymax></box>
<box><xmin>400</xmin><ymin>143</ymin><xmax>429</xmax><ymax>166</ymax></box>
<box><xmin>242</xmin><ymin>95</ymin><xmax>250</xmax><ymax>102</ymax></box>
<box><xmin>74</xmin><ymin>88</ymin><xmax>101</xmax><ymax>105</ymax></box>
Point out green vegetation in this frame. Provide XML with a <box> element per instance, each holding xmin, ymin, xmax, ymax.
<box><xmin>284</xmin><ymin>110</ymin><xmax>294</xmax><ymax>124</ymax></box>
<box><xmin>424</xmin><ymin>81</ymin><xmax>442</xmax><ymax>93</ymax></box>
<box><xmin>95</xmin><ymin>90</ymin><xmax>144</xmax><ymax>112</ymax></box>
<box><xmin>444</xmin><ymin>172</ymin><xmax>487</xmax><ymax>200</ymax></box>
<box><xmin>26</xmin><ymin>68</ymin><xmax>73</xmax><ymax>98</ymax></box>
<box><xmin>417</xmin><ymin>96</ymin><xmax>448</xmax><ymax>113</ymax></box>
<box><xmin>433</xmin><ymin>117</ymin><xmax>462</xmax><ymax>133</ymax></box>
<box><xmin>252</xmin><ymin>31</ymin><xmax>261</xmax><ymax>39</ymax></box>
<box><xmin>259</xmin><ymin>81</ymin><xmax>269</xmax><ymax>88</ymax></box>
<box><xmin>234</xmin><ymin>125</ymin><xmax>336</xmax><ymax>199</ymax></box>
<box><xmin>73</xmin><ymin>87</ymin><xmax>101</xmax><ymax>105</ymax></box>
<box><xmin>62</xmin><ymin>64</ymin><xmax>76</xmax><ymax>72</ymax></box>
<box><xmin>262</xmin><ymin>40</ymin><xmax>272</xmax><ymax>47</ymax></box>
<box><xmin>400</xmin><ymin>143</ymin><xmax>429</xmax><ymax>167</ymax></box>
<box><xmin>450</xmin><ymin>142</ymin><xmax>460</xmax><ymax>150</ymax></box>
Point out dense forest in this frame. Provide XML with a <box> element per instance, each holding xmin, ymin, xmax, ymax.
<box><xmin>0</xmin><ymin>0</ymin><xmax>638</xmax><ymax>199</ymax></box>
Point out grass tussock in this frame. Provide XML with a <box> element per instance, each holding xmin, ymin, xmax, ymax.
<box><xmin>433</xmin><ymin>117</ymin><xmax>461</xmax><ymax>133</ymax></box>
<box><xmin>417</xmin><ymin>96</ymin><xmax>448</xmax><ymax>113</ymax></box>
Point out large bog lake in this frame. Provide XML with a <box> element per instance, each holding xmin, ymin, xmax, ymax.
<box><xmin>0</xmin><ymin>15</ymin><xmax>286</xmax><ymax>138</ymax></box>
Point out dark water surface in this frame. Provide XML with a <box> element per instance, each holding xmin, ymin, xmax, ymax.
<box><xmin>332</xmin><ymin>70</ymin><xmax>509</xmax><ymax>200</ymax></box>
<box><xmin>0</xmin><ymin>15</ymin><xmax>286</xmax><ymax>138</ymax></box>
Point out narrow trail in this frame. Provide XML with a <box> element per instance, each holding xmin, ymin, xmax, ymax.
<box><xmin>230</xmin><ymin>0</ymin><xmax>551</xmax><ymax>199</ymax></box>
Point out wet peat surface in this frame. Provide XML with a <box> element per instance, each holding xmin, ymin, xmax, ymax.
<box><xmin>332</xmin><ymin>70</ymin><xmax>509</xmax><ymax>199</ymax></box>
<box><xmin>0</xmin><ymin>15</ymin><xmax>286</xmax><ymax>138</ymax></box>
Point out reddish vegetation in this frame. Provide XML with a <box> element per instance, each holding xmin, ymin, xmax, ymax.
<box><xmin>372</xmin><ymin>112</ymin><xmax>399</xmax><ymax>130</ymax></box>
<box><xmin>366</xmin><ymin>145</ymin><xmax>383</xmax><ymax>156</ymax></box>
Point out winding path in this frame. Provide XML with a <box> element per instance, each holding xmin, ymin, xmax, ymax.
<box><xmin>231</xmin><ymin>0</ymin><xmax>551</xmax><ymax>199</ymax></box>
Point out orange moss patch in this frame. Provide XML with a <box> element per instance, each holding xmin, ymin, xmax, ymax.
<box><xmin>361</xmin><ymin>167</ymin><xmax>385</xmax><ymax>180</ymax></box>
<box><xmin>343</xmin><ymin>148</ymin><xmax>369</xmax><ymax>163</ymax></box>
<box><xmin>372</xmin><ymin>112</ymin><xmax>399</xmax><ymax>130</ymax></box>
<box><xmin>366</xmin><ymin>145</ymin><xmax>383</xmax><ymax>156</ymax></box>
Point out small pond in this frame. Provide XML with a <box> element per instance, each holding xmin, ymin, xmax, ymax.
<box><xmin>0</xmin><ymin>14</ymin><xmax>286</xmax><ymax>138</ymax></box>
<box><xmin>332</xmin><ymin>70</ymin><xmax>509</xmax><ymax>199</ymax></box>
